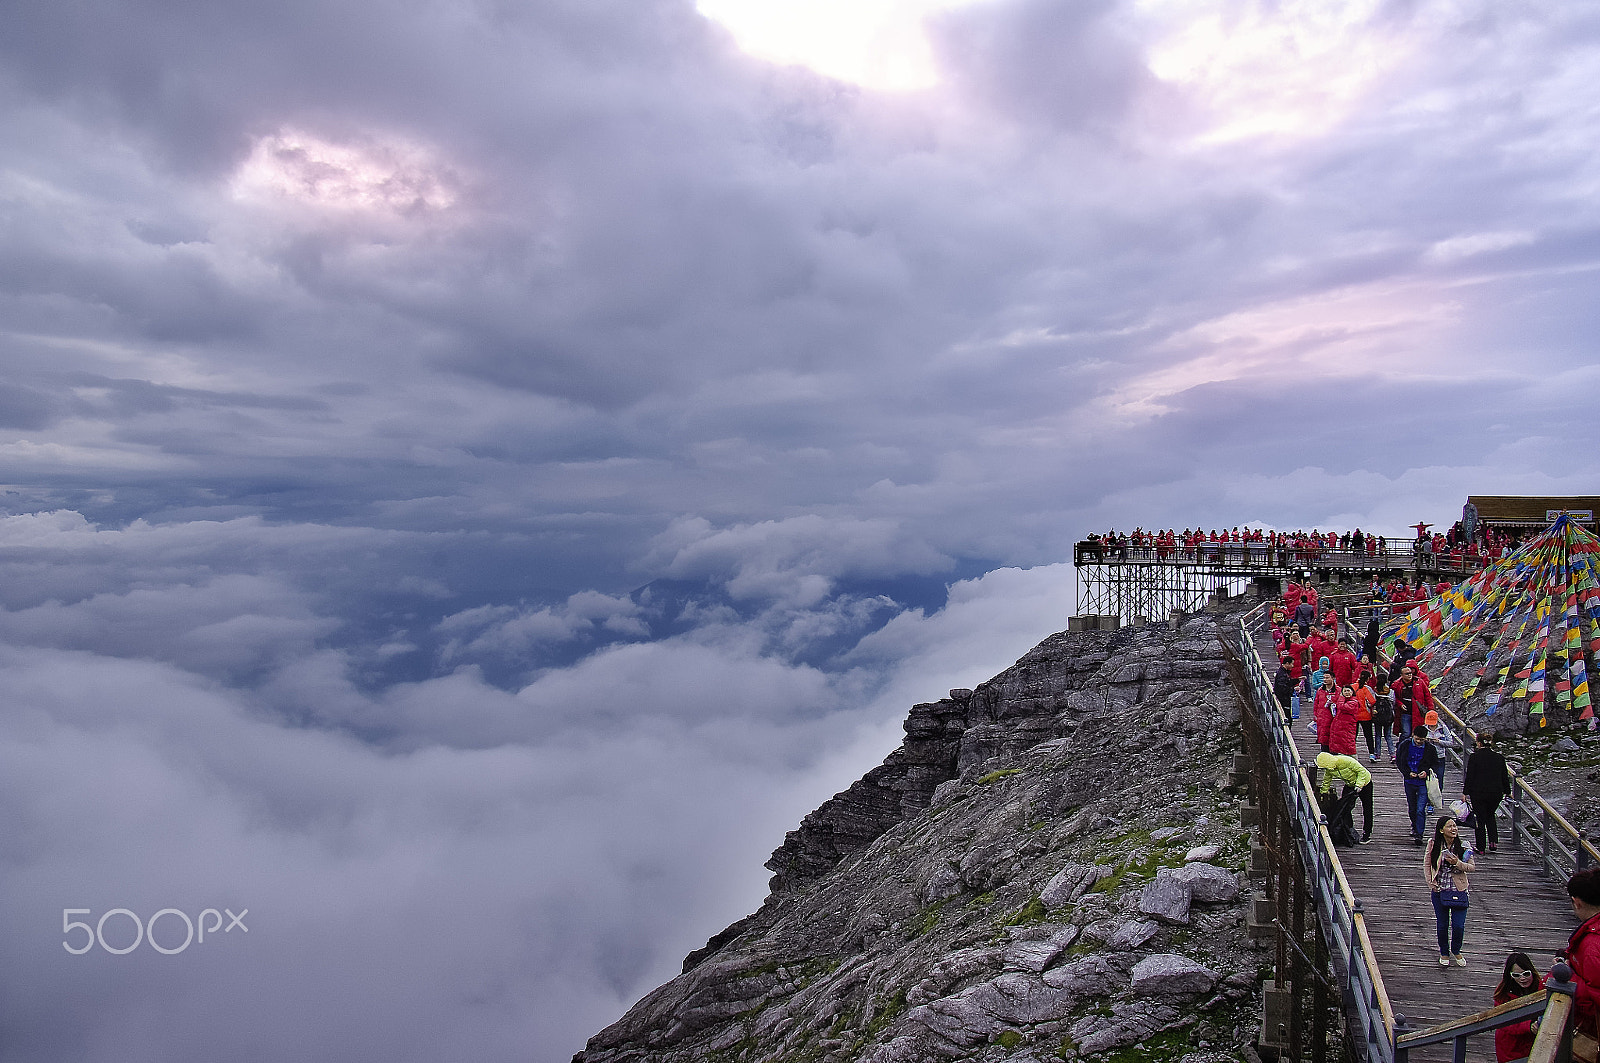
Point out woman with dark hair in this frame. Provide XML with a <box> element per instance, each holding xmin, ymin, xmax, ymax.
<box><xmin>1426</xmin><ymin>815</ymin><xmax>1475</xmax><ymax>967</ymax></box>
<box><xmin>1492</xmin><ymin>952</ymin><xmax>1544</xmax><ymax>1062</ymax></box>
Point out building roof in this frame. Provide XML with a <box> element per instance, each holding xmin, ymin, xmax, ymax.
<box><xmin>1466</xmin><ymin>495</ymin><xmax>1600</xmax><ymax>527</ymax></box>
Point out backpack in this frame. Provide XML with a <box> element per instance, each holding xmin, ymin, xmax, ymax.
<box><xmin>1323</xmin><ymin>788</ymin><xmax>1361</xmax><ymax>847</ymax></box>
<box><xmin>1373</xmin><ymin>695</ymin><xmax>1394</xmax><ymax>728</ymax></box>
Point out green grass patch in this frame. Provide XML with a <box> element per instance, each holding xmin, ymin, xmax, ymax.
<box><xmin>997</xmin><ymin>1030</ymin><xmax>1024</xmax><ymax>1051</ymax></box>
<box><xmin>861</xmin><ymin>990</ymin><xmax>908</xmax><ymax>1040</ymax></box>
<box><xmin>976</xmin><ymin>768</ymin><xmax>1024</xmax><ymax>785</ymax></box>
<box><xmin>1001</xmin><ymin>896</ymin><xmax>1048</xmax><ymax>927</ymax></box>
<box><xmin>1098</xmin><ymin>1025</ymin><xmax>1194</xmax><ymax>1063</ymax></box>
<box><xmin>912</xmin><ymin>899</ymin><xmax>948</xmax><ymax>938</ymax></box>
<box><xmin>968</xmin><ymin>890</ymin><xmax>997</xmax><ymax>907</ymax></box>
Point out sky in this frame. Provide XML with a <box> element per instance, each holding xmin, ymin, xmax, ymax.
<box><xmin>2</xmin><ymin>0</ymin><xmax>1599</xmax><ymax>1059</ymax></box>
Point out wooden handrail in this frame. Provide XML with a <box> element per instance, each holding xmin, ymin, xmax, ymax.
<box><xmin>1353</xmin><ymin>912</ymin><xmax>1398</xmax><ymax>1040</ymax></box>
<box><xmin>1526</xmin><ymin>985</ymin><xmax>1575</xmax><ymax>1063</ymax></box>
<box><xmin>1397</xmin><ymin>991</ymin><xmax>1546</xmax><ymax>1045</ymax></box>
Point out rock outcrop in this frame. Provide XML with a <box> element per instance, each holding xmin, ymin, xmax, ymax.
<box><xmin>575</xmin><ymin>607</ymin><xmax>1264</xmax><ymax>1063</ymax></box>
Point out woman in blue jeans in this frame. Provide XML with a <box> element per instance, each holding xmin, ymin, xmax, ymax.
<box><xmin>1425</xmin><ymin>816</ymin><xmax>1476</xmax><ymax>966</ymax></box>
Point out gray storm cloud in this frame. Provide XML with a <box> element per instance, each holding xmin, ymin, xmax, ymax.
<box><xmin>3</xmin><ymin>0</ymin><xmax>1600</xmax><ymax>1059</ymax></box>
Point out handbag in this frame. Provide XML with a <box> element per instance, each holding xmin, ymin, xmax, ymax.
<box><xmin>1434</xmin><ymin>870</ymin><xmax>1469</xmax><ymax>909</ymax></box>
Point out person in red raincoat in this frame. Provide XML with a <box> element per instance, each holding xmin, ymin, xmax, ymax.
<box><xmin>1327</xmin><ymin>687</ymin><xmax>1361</xmax><ymax>757</ymax></box>
<box><xmin>1562</xmin><ymin>869</ymin><xmax>1600</xmax><ymax>1052</ymax></box>
<box><xmin>1312</xmin><ymin>672</ymin><xmax>1337</xmax><ymax>753</ymax></box>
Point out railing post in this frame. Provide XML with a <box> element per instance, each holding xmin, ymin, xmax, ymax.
<box><xmin>1534</xmin><ymin>961</ymin><xmax>1577</xmax><ymax>1063</ymax></box>
<box><xmin>1542</xmin><ymin>806</ymin><xmax>1553</xmax><ymax>878</ymax></box>
<box><xmin>1393</xmin><ymin>1013</ymin><xmax>1411</xmax><ymax>1063</ymax></box>
<box><xmin>1345</xmin><ymin>899</ymin><xmax>1362</xmax><ymax>1006</ymax></box>
<box><xmin>1579</xmin><ymin>836</ymin><xmax>1592</xmax><ymax>872</ymax></box>
<box><xmin>1511</xmin><ymin>780</ymin><xmax>1523</xmax><ymax>848</ymax></box>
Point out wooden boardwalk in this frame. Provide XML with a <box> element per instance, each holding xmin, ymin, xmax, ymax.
<box><xmin>1251</xmin><ymin>630</ymin><xmax>1581</xmax><ymax>1060</ymax></box>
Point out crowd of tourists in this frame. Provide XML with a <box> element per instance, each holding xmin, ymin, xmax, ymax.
<box><xmin>1083</xmin><ymin>526</ymin><xmax>1393</xmax><ymax>561</ymax></box>
<box><xmin>1084</xmin><ymin>519</ymin><xmax>1531</xmax><ymax>572</ymax></box>
<box><xmin>1265</xmin><ymin>595</ymin><xmax>1599</xmax><ymax>1060</ymax></box>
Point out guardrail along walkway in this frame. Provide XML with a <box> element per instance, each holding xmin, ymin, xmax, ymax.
<box><xmin>1245</xmin><ymin>617</ymin><xmax>1581</xmax><ymax>1061</ymax></box>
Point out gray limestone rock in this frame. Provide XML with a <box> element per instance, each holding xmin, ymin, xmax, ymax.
<box><xmin>960</xmin><ymin>841</ymin><xmax>1017</xmax><ymax>891</ymax></box>
<box><xmin>1130</xmin><ymin>953</ymin><xmax>1220</xmax><ymax>997</ymax></box>
<box><xmin>1004</xmin><ymin>925</ymin><xmax>1082</xmax><ymax>972</ymax></box>
<box><xmin>1137</xmin><ymin>873</ymin><xmax>1192</xmax><ymax>925</ymax></box>
<box><xmin>1183</xmin><ymin>844</ymin><xmax>1220</xmax><ymax>862</ymax></box>
<box><xmin>1070</xmin><ymin>1002</ymin><xmax>1181</xmax><ymax>1054</ymax></box>
<box><xmin>1167</xmin><ymin>862</ymin><xmax>1239</xmax><ymax>903</ymax></box>
<box><xmin>1042</xmin><ymin>954</ymin><xmax>1121</xmax><ymax>995</ymax></box>
<box><xmin>924</xmin><ymin>864</ymin><xmax>962</xmax><ymax>903</ymax></box>
<box><xmin>1106</xmin><ymin>919</ymin><xmax>1161</xmax><ymax>950</ymax></box>
<box><xmin>1039</xmin><ymin>862</ymin><xmax>1111</xmax><ymax>910</ymax></box>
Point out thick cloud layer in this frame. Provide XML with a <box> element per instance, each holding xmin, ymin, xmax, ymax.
<box><xmin>3</xmin><ymin>0</ymin><xmax>1600</xmax><ymax>1059</ymax></box>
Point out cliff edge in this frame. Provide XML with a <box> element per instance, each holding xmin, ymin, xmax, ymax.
<box><xmin>575</xmin><ymin>605</ymin><xmax>1264</xmax><ymax>1063</ymax></box>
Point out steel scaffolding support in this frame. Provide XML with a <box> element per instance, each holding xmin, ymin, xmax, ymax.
<box><xmin>1076</xmin><ymin>559</ymin><xmax>1253</xmax><ymax>622</ymax></box>
<box><xmin>1070</xmin><ymin>539</ymin><xmax>1441</xmax><ymax>624</ymax></box>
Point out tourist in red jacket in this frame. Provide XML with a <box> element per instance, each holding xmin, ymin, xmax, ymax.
<box><xmin>1312</xmin><ymin>674</ymin><xmax>1337</xmax><ymax>752</ymax></box>
<box><xmin>1492</xmin><ymin>952</ymin><xmax>1544</xmax><ymax>1063</ymax></box>
<box><xmin>1327</xmin><ymin>687</ymin><xmax>1361</xmax><ymax>757</ymax></box>
<box><xmin>1330</xmin><ymin>640</ymin><xmax>1361</xmax><ymax>687</ymax></box>
<box><xmin>1563</xmin><ymin>868</ymin><xmax>1600</xmax><ymax>1047</ymax></box>
<box><xmin>1393</xmin><ymin>664</ymin><xmax>1436</xmax><ymax>733</ymax></box>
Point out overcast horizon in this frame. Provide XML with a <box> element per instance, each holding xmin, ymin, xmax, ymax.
<box><xmin>3</xmin><ymin>1</ymin><xmax>1599</xmax><ymax>1060</ymax></box>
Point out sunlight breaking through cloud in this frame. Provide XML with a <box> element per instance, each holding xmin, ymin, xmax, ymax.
<box><xmin>233</xmin><ymin>129</ymin><xmax>458</xmax><ymax>212</ymax></box>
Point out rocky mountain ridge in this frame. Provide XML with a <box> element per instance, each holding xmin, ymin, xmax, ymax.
<box><xmin>576</xmin><ymin>605</ymin><xmax>1266</xmax><ymax>1063</ymax></box>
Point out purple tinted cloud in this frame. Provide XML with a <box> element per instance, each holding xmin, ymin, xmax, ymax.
<box><xmin>4</xmin><ymin>0</ymin><xmax>1600</xmax><ymax>1058</ymax></box>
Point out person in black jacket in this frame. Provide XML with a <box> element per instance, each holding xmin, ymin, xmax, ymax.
<box><xmin>1273</xmin><ymin>655</ymin><xmax>1297</xmax><ymax>716</ymax></box>
<box><xmin>1397</xmin><ymin>725</ymin><xmax>1440</xmax><ymax>844</ymax></box>
<box><xmin>1362</xmin><ymin>615</ymin><xmax>1381</xmax><ymax>664</ymax></box>
<box><xmin>1462</xmin><ymin>730</ymin><xmax>1512</xmax><ymax>853</ymax></box>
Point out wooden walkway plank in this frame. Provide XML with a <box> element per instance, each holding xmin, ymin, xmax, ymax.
<box><xmin>1249</xmin><ymin>625</ymin><xmax>1581</xmax><ymax>1062</ymax></box>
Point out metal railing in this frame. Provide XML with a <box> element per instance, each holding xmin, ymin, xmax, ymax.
<box><xmin>1078</xmin><ymin>540</ymin><xmax>1490</xmax><ymax>574</ymax></box>
<box><xmin>1424</xmin><ymin>693</ymin><xmax>1600</xmax><ymax>881</ymax></box>
<box><xmin>1236</xmin><ymin>601</ymin><xmax>1397</xmax><ymax>1063</ymax></box>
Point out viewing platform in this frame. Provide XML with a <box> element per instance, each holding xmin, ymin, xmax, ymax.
<box><xmin>1073</xmin><ymin>538</ymin><xmax>1483</xmax><ymax>624</ymax></box>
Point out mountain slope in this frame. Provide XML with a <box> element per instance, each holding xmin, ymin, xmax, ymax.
<box><xmin>575</xmin><ymin>605</ymin><xmax>1264</xmax><ymax>1063</ymax></box>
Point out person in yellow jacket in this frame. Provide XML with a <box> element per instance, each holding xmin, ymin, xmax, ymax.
<box><xmin>1316</xmin><ymin>750</ymin><xmax>1374</xmax><ymax>843</ymax></box>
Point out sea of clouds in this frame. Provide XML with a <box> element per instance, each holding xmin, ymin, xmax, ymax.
<box><xmin>4</xmin><ymin>0</ymin><xmax>1600</xmax><ymax>1059</ymax></box>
